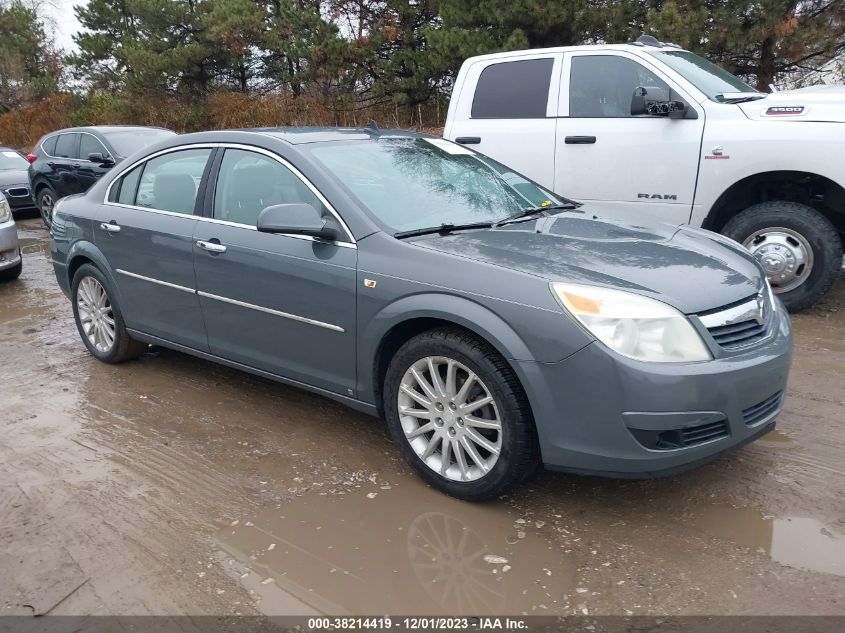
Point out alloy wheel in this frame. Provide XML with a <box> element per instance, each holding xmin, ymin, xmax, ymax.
<box><xmin>398</xmin><ymin>356</ymin><xmax>502</xmax><ymax>482</ymax></box>
<box><xmin>40</xmin><ymin>192</ymin><xmax>54</xmax><ymax>226</ymax></box>
<box><xmin>77</xmin><ymin>276</ymin><xmax>116</xmax><ymax>353</ymax></box>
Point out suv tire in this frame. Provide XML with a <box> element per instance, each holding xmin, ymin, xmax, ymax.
<box><xmin>36</xmin><ymin>186</ymin><xmax>58</xmax><ymax>229</ymax></box>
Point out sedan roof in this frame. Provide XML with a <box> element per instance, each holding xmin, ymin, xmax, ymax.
<box><xmin>253</xmin><ymin>127</ymin><xmax>427</xmax><ymax>145</ymax></box>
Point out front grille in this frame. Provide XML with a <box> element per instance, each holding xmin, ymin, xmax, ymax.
<box><xmin>742</xmin><ymin>391</ymin><xmax>783</xmax><ymax>426</ymax></box>
<box><xmin>630</xmin><ymin>418</ymin><xmax>729</xmax><ymax>450</ymax></box>
<box><xmin>707</xmin><ymin>319</ymin><xmax>768</xmax><ymax>348</ymax></box>
<box><xmin>5</xmin><ymin>187</ymin><xmax>30</xmax><ymax>198</ymax></box>
<box><xmin>698</xmin><ymin>292</ymin><xmax>772</xmax><ymax>350</ymax></box>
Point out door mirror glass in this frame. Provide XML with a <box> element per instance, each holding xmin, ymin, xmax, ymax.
<box><xmin>257</xmin><ymin>203</ymin><xmax>339</xmax><ymax>241</ymax></box>
<box><xmin>631</xmin><ymin>86</ymin><xmax>688</xmax><ymax>118</ymax></box>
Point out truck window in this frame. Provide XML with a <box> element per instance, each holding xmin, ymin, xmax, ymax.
<box><xmin>471</xmin><ymin>58</ymin><xmax>554</xmax><ymax>119</ymax></box>
<box><xmin>570</xmin><ymin>55</ymin><xmax>671</xmax><ymax>118</ymax></box>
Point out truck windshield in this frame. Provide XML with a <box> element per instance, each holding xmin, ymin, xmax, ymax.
<box><xmin>649</xmin><ymin>50</ymin><xmax>760</xmax><ymax>101</ymax></box>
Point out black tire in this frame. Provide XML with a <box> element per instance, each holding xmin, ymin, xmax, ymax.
<box><xmin>721</xmin><ymin>201</ymin><xmax>842</xmax><ymax>312</ymax></box>
<box><xmin>383</xmin><ymin>327</ymin><xmax>540</xmax><ymax>501</ymax></box>
<box><xmin>71</xmin><ymin>263</ymin><xmax>147</xmax><ymax>363</ymax></box>
<box><xmin>36</xmin><ymin>186</ymin><xmax>58</xmax><ymax>229</ymax></box>
<box><xmin>0</xmin><ymin>254</ymin><xmax>22</xmax><ymax>281</ymax></box>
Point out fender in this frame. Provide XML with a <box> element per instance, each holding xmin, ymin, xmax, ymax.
<box><xmin>65</xmin><ymin>240</ymin><xmax>124</xmax><ymax>305</ymax></box>
<box><xmin>357</xmin><ymin>292</ymin><xmax>559</xmax><ymax>405</ymax></box>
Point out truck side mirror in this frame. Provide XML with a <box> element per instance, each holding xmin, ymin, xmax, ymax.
<box><xmin>631</xmin><ymin>86</ymin><xmax>693</xmax><ymax>119</ymax></box>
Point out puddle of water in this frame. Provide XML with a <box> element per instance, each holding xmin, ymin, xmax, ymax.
<box><xmin>216</xmin><ymin>487</ymin><xmax>577</xmax><ymax>615</ymax></box>
<box><xmin>693</xmin><ymin>506</ymin><xmax>845</xmax><ymax>577</ymax></box>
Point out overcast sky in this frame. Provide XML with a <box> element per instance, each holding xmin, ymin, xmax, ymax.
<box><xmin>40</xmin><ymin>0</ymin><xmax>87</xmax><ymax>53</ymax></box>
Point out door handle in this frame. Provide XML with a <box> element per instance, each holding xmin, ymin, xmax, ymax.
<box><xmin>564</xmin><ymin>136</ymin><xmax>597</xmax><ymax>144</ymax></box>
<box><xmin>99</xmin><ymin>222</ymin><xmax>121</xmax><ymax>234</ymax></box>
<box><xmin>196</xmin><ymin>240</ymin><xmax>227</xmax><ymax>254</ymax></box>
<box><xmin>71</xmin><ymin>163</ymin><xmax>80</xmax><ymax>169</ymax></box>
<box><xmin>455</xmin><ymin>136</ymin><xmax>481</xmax><ymax>145</ymax></box>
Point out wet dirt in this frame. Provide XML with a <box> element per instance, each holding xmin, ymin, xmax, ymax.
<box><xmin>1</xmin><ymin>218</ymin><xmax>844</xmax><ymax>616</ymax></box>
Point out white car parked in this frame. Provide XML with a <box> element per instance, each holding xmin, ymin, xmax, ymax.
<box><xmin>444</xmin><ymin>35</ymin><xmax>844</xmax><ymax>310</ymax></box>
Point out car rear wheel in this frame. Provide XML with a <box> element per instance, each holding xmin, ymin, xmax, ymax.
<box><xmin>383</xmin><ymin>327</ymin><xmax>539</xmax><ymax>501</ymax></box>
<box><xmin>36</xmin><ymin>187</ymin><xmax>58</xmax><ymax>229</ymax></box>
<box><xmin>71</xmin><ymin>264</ymin><xmax>147</xmax><ymax>363</ymax></box>
<box><xmin>721</xmin><ymin>201</ymin><xmax>842</xmax><ymax>312</ymax></box>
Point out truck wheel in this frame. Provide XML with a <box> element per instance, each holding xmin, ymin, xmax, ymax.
<box><xmin>383</xmin><ymin>327</ymin><xmax>540</xmax><ymax>501</ymax></box>
<box><xmin>721</xmin><ymin>201</ymin><xmax>842</xmax><ymax>312</ymax></box>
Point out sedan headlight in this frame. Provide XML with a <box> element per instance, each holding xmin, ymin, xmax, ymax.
<box><xmin>550</xmin><ymin>282</ymin><xmax>712</xmax><ymax>363</ymax></box>
<box><xmin>0</xmin><ymin>194</ymin><xmax>11</xmax><ymax>223</ymax></box>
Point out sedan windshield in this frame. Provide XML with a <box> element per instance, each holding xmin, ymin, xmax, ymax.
<box><xmin>650</xmin><ymin>50</ymin><xmax>760</xmax><ymax>101</ymax></box>
<box><xmin>0</xmin><ymin>150</ymin><xmax>28</xmax><ymax>170</ymax></box>
<box><xmin>103</xmin><ymin>128</ymin><xmax>176</xmax><ymax>157</ymax></box>
<box><xmin>308</xmin><ymin>137</ymin><xmax>561</xmax><ymax>233</ymax></box>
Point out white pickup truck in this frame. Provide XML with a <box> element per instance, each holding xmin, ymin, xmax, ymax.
<box><xmin>444</xmin><ymin>35</ymin><xmax>844</xmax><ymax>310</ymax></box>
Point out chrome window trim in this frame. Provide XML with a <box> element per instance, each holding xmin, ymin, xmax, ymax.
<box><xmin>101</xmin><ymin>201</ymin><xmax>355</xmax><ymax>249</ymax></box>
<box><xmin>197</xmin><ymin>290</ymin><xmax>345</xmax><ymax>332</ymax></box>
<box><xmin>116</xmin><ymin>268</ymin><xmax>195</xmax><ymax>294</ymax></box>
<box><xmin>102</xmin><ymin>142</ymin><xmax>357</xmax><ymax>246</ymax></box>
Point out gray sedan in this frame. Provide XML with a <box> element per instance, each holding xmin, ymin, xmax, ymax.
<box><xmin>49</xmin><ymin>129</ymin><xmax>792</xmax><ymax>500</ymax></box>
<box><xmin>0</xmin><ymin>193</ymin><xmax>22</xmax><ymax>281</ymax></box>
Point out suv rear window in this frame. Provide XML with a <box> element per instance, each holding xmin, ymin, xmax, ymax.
<box><xmin>471</xmin><ymin>58</ymin><xmax>554</xmax><ymax>119</ymax></box>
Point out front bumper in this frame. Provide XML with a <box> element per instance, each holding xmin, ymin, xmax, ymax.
<box><xmin>519</xmin><ymin>304</ymin><xmax>792</xmax><ymax>476</ymax></box>
<box><xmin>2</xmin><ymin>185</ymin><xmax>36</xmax><ymax>214</ymax></box>
<box><xmin>0</xmin><ymin>218</ymin><xmax>21</xmax><ymax>270</ymax></box>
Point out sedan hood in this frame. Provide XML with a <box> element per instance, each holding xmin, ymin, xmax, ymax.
<box><xmin>0</xmin><ymin>169</ymin><xmax>28</xmax><ymax>187</ymax></box>
<box><xmin>410</xmin><ymin>210</ymin><xmax>764</xmax><ymax>314</ymax></box>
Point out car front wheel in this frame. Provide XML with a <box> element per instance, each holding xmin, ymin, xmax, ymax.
<box><xmin>383</xmin><ymin>327</ymin><xmax>539</xmax><ymax>501</ymax></box>
<box><xmin>721</xmin><ymin>201</ymin><xmax>842</xmax><ymax>312</ymax></box>
<box><xmin>71</xmin><ymin>264</ymin><xmax>147</xmax><ymax>363</ymax></box>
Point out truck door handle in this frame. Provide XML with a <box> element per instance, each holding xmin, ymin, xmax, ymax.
<box><xmin>196</xmin><ymin>240</ymin><xmax>227</xmax><ymax>254</ymax></box>
<box><xmin>455</xmin><ymin>137</ymin><xmax>481</xmax><ymax>145</ymax></box>
<box><xmin>565</xmin><ymin>136</ymin><xmax>597</xmax><ymax>144</ymax></box>
<box><xmin>99</xmin><ymin>222</ymin><xmax>121</xmax><ymax>234</ymax></box>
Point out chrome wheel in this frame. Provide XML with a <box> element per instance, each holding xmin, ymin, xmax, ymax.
<box><xmin>77</xmin><ymin>276</ymin><xmax>116</xmax><ymax>353</ymax></box>
<box><xmin>40</xmin><ymin>191</ymin><xmax>54</xmax><ymax>225</ymax></box>
<box><xmin>398</xmin><ymin>356</ymin><xmax>502</xmax><ymax>482</ymax></box>
<box><xmin>743</xmin><ymin>227</ymin><xmax>814</xmax><ymax>294</ymax></box>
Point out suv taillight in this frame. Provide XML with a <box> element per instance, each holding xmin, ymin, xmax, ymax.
<box><xmin>26</xmin><ymin>153</ymin><xmax>37</xmax><ymax>164</ymax></box>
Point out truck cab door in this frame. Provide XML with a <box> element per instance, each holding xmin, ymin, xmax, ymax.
<box><xmin>555</xmin><ymin>51</ymin><xmax>705</xmax><ymax>221</ymax></box>
<box><xmin>444</xmin><ymin>53</ymin><xmax>562</xmax><ymax>190</ymax></box>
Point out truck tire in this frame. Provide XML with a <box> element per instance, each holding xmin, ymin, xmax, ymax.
<box><xmin>721</xmin><ymin>201</ymin><xmax>842</xmax><ymax>312</ymax></box>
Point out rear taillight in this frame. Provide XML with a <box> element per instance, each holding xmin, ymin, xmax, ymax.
<box><xmin>26</xmin><ymin>153</ymin><xmax>37</xmax><ymax>164</ymax></box>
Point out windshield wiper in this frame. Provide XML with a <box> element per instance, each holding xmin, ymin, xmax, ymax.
<box><xmin>394</xmin><ymin>221</ymin><xmax>494</xmax><ymax>239</ymax></box>
<box><xmin>716</xmin><ymin>92</ymin><xmax>766</xmax><ymax>104</ymax></box>
<box><xmin>494</xmin><ymin>203</ymin><xmax>578</xmax><ymax>227</ymax></box>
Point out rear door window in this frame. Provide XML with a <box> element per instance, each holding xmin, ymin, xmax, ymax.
<box><xmin>54</xmin><ymin>134</ymin><xmax>80</xmax><ymax>159</ymax></box>
<box><xmin>115</xmin><ymin>164</ymin><xmax>143</xmax><ymax>205</ymax></box>
<box><xmin>471</xmin><ymin>58</ymin><xmax>554</xmax><ymax>119</ymax></box>
<box><xmin>135</xmin><ymin>149</ymin><xmax>212</xmax><ymax>214</ymax></box>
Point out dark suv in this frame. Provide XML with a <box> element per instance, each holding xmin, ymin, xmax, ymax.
<box><xmin>28</xmin><ymin>126</ymin><xmax>176</xmax><ymax>227</ymax></box>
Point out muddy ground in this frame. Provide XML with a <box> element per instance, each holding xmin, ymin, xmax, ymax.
<box><xmin>1</xmin><ymin>217</ymin><xmax>843</xmax><ymax>617</ymax></box>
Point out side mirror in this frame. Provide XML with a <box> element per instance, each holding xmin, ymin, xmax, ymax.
<box><xmin>631</xmin><ymin>86</ymin><xmax>691</xmax><ymax>119</ymax></box>
<box><xmin>257</xmin><ymin>203</ymin><xmax>340</xmax><ymax>241</ymax></box>
<box><xmin>88</xmin><ymin>152</ymin><xmax>114</xmax><ymax>166</ymax></box>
